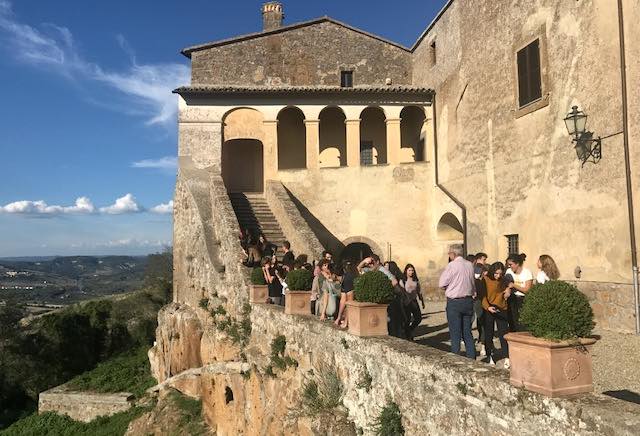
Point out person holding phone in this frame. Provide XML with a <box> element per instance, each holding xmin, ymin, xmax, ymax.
<box><xmin>482</xmin><ymin>262</ymin><xmax>510</xmax><ymax>368</ymax></box>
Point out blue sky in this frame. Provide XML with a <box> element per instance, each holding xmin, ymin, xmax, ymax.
<box><xmin>0</xmin><ymin>0</ymin><xmax>447</xmax><ymax>257</ymax></box>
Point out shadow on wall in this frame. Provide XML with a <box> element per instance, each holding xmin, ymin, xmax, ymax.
<box><xmin>283</xmin><ymin>186</ymin><xmax>344</xmax><ymax>257</ymax></box>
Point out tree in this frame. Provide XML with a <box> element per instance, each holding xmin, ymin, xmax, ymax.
<box><xmin>143</xmin><ymin>248</ymin><xmax>173</xmax><ymax>304</ymax></box>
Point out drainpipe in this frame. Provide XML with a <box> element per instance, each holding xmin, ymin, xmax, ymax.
<box><xmin>617</xmin><ymin>0</ymin><xmax>640</xmax><ymax>335</ymax></box>
<box><xmin>431</xmin><ymin>92</ymin><xmax>468</xmax><ymax>256</ymax></box>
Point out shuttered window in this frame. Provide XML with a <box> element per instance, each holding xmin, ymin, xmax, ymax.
<box><xmin>341</xmin><ymin>71</ymin><xmax>353</xmax><ymax>88</ymax></box>
<box><xmin>517</xmin><ymin>39</ymin><xmax>542</xmax><ymax>107</ymax></box>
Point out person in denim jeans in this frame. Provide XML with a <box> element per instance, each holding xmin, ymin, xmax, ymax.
<box><xmin>439</xmin><ymin>244</ymin><xmax>476</xmax><ymax>359</ymax></box>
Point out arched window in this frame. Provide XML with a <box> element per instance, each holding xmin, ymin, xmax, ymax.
<box><xmin>319</xmin><ymin>107</ymin><xmax>346</xmax><ymax>167</ymax></box>
<box><xmin>360</xmin><ymin>107</ymin><xmax>387</xmax><ymax>165</ymax></box>
<box><xmin>277</xmin><ymin>107</ymin><xmax>306</xmax><ymax>170</ymax></box>
<box><xmin>400</xmin><ymin>106</ymin><xmax>426</xmax><ymax>162</ymax></box>
<box><xmin>436</xmin><ymin>212</ymin><xmax>464</xmax><ymax>241</ymax></box>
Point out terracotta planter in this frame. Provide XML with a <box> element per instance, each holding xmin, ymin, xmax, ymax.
<box><xmin>345</xmin><ymin>301</ymin><xmax>389</xmax><ymax>337</ymax></box>
<box><xmin>249</xmin><ymin>285</ymin><xmax>268</xmax><ymax>303</ymax></box>
<box><xmin>285</xmin><ymin>291</ymin><xmax>311</xmax><ymax>315</ymax></box>
<box><xmin>505</xmin><ymin>332</ymin><xmax>597</xmax><ymax>397</ymax></box>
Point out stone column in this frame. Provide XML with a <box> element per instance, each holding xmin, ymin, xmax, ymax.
<box><xmin>263</xmin><ymin>120</ymin><xmax>279</xmax><ymax>181</ymax></box>
<box><xmin>304</xmin><ymin>119</ymin><xmax>320</xmax><ymax>170</ymax></box>
<box><xmin>345</xmin><ymin>119</ymin><xmax>361</xmax><ymax>167</ymax></box>
<box><xmin>424</xmin><ymin>105</ymin><xmax>435</xmax><ymax>163</ymax></box>
<box><xmin>386</xmin><ymin>118</ymin><xmax>402</xmax><ymax>165</ymax></box>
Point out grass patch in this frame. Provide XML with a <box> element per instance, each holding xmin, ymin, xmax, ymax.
<box><xmin>301</xmin><ymin>365</ymin><xmax>343</xmax><ymax>417</ymax></box>
<box><xmin>169</xmin><ymin>391</ymin><xmax>208</xmax><ymax>436</ymax></box>
<box><xmin>0</xmin><ymin>406</ymin><xmax>150</xmax><ymax>436</ymax></box>
<box><xmin>264</xmin><ymin>335</ymin><xmax>297</xmax><ymax>377</ymax></box>
<box><xmin>356</xmin><ymin>367</ymin><xmax>372</xmax><ymax>392</ymax></box>
<box><xmin>66</xmin><ymin>347</ymin><xmax>155</xmax><ymax>398</ymax></box>
<box><xmin>372</xmin><ymin>399</ymin><xmax>404</xmax><ymax>436</ymax></box>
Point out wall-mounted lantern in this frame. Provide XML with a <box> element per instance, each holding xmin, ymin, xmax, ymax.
<box><xmin>563</xmin><ymin>106</ymin><xmax>602</xmax><ymax>166</ymax></box>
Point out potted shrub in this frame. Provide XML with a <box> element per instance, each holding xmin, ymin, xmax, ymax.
<box><xmin>346</xmin><ymin>270</ymin><xmax>394</xmax><ymax>337</ymax></box>
<box><xmin>249</xmin><ymin>267</ymin><xmax>268</xmax><ymax>303</ymax></box>
<box><xmin>284</xmin><ymin>269</ymin><xmax>313</xmax><ymax>315</ymax></box>
<box><xmin>505</xmin><ymin>280</ymin><xmax>596</xmax><ymax>397</ymax></box>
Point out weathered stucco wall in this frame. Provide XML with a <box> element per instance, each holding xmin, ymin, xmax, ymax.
<box><xmin>413</xmin><ymin>0</ymin><xmax>639</xmax><ymax>331</ymax></box>
<box><xmin>190</xmin><ymin>21</ymin><xmax>412</xmax><ymax>86</ymax></box>
<box><xmin>279</xmin><ymin>164</ymin><xmax>460</xmax><ymax>287</ymax></box>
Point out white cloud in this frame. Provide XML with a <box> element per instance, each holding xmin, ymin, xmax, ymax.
<box><xmin>132</xmin><ymin>156</ymin><xmax>177</xmax><ymax>170</ymax></box>
<box><xmin>0</xmin><ymin>1</ymin><xmax>189</xmax><ymax>126</ymax></box>
<box><xmin>0</xmin><ymin>196</ymin><xmax>95</xmax><ymax>216</ymax></box>
<box><xmin>99</xmin><ymin>194</ymin><xmax>142</xmax><ymax>215</ymax></box>
<box><xmin>150</xmin><ymin>201</ymin><xmax>174</xmax><ymax>214</ymax></box>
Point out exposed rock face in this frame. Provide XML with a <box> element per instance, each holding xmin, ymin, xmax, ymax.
<box><xmin>149</xmin><ymin>303</ymin><xmax>203</xmax><ymax>383</ymax></box>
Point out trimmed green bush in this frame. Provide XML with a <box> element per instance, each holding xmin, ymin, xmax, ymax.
<box><xmin>519</xmin><ymin>281</ymin><xmax>595</xmax><ymax>340</ymax></box>
<box><xmin>286</xmin><ymin>269</ymin><xmax>313</xmax><ymax>291</ymax></box>
<box><xmin>250</xmin><ymin>267</ymin><xmax>266</xmax><ymax>285</ymax></box>
<box><xmin>354</xmin><ymin>271</ymin><xmax>394</xmax><ymax>304</ymax></box>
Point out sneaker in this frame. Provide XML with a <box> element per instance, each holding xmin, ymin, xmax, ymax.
<box><xmin>479</xmin><ymin>344</ymin><xmax>486</xmax><ymax>357</ymax></box>
<box><xmin>503</xmin><ymin>358</ymin><xmax>510</xmax><ymax>370</ymax></box>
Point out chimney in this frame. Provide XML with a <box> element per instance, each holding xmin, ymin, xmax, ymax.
<box><xmin>262</xmin><ymin>2</ymin><xmax>284</xmax><ymax>31</ymax></box>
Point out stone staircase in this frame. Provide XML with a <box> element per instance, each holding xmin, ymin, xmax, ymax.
<box><xmin>228</xmin><ymin>192</ymin><xmax>286</xmax><ymax>258</ymax></box>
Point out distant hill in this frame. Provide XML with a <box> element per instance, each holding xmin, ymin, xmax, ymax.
<box><xmin>0</xmin><ymin>256</ymin><xmax>148</xmax><ymax>306</ymax></box>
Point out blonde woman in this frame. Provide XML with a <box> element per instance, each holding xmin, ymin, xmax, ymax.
<box><xmin>536</xmin><ymin>254</ymin><xmax>560</xmax><ymax>284</ymax></box>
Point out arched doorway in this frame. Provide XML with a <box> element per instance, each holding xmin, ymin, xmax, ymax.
<box><xmin>277</xmin><ymin>107</ymin><xmax>306</xmax><ymax>170</ymax></box>
<box><xmin>222</xmin><ymin>139</ymin><xmax>264</xmax><ymax>193</ymax></box>
<box><xmin>400</xmin><ymin>106</ymin><xmax>426</xmax><ymax>162</ymax></box>
<box><xmin>436</xmin><ymin>212</ymin><xmax>463</xmax><ymax>241</ymax></box>
<box><xmin>319</xmin><ymin>107</ymin><xmax>346</xmax><ymax>167</ymax></box>
<box><xmin>360</xmin><ymin>107</ymin><xmax>387</xmax><ymax>165</ymax></box>
<box><xmin>340</xmin><ymin>242</ymin><xmax>374</xmax><ymax>265</ymax></box>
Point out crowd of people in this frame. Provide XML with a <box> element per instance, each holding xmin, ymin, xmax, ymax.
<box><xmin>440</xmin><ymin>244</ymin><xmax>560</xmax><ymax>367</ymax></box>
<box><xmin>239</xmin><ymin>231</ymin><xmax>426</xmax><ymax>340</ymax></box>
<box><xmin>239</xmin><ymin>230</ymin><xmax>561</xmax><ymax>367</ymax></box>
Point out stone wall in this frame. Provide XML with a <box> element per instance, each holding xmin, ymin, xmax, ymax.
<box><xmin>190</xmin><ymin>20</ymin><xmax>412</xmax><ymax>87</ymax></box>
<box><xmin>412</xmin><ymin>0</ymin><xmax>640</xmax><ymax>331</ymax></box>
<box><xmin>39</xmin><ymin>386</ymin><xmax>133</xmax><ymax>423</ymax></box>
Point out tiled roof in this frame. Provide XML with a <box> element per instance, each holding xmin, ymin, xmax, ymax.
<box><xmin>180</xmin><ymin>17</ymin><xmax>411</xmax><ymax>57</ymax></box>
<box><xmin>173</xmin><ymin>85</ymin><xmax>434</xmax><ymax>96</ymax></box>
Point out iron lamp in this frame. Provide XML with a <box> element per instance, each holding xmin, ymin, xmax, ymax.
<box><xmin>563</xmin><ymin>105</ymin><xmax>602</xmax><ymax>166</ymax></box>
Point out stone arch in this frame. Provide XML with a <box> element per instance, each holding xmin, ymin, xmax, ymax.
<box><xmin>319</xmin><ymin>106</ymin><xmax>346</xmax><ymax>167</ymax></box>
<box><xmin>223</xmin><ymin>107</ymin><xmax>264</xmax><ymax>142</ymax></box>
<box><xmin>400</xmin><ymin>106</ymin><xmax>426</xmax><ymax>162</ymax></box>
<box><xmin>436</xmin><ymin>212</ymin><xmax>464</xmax><ymax>241</ymax></box>
<box><xmin>277</xmin><ymin>106</ymin><xmax>306</xmax><ymax>170</ymax></box>
<box><xmin>360</xmin><ymin>106</ymin><xmax>387</xmax><ymax>165</ymax></box>
<box><xmin>339</xmin><ymin>236</ymin><xmax>385</xmax><ymax>262</ymax></box>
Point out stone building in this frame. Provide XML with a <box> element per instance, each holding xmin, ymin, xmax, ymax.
<box><xmin>174</xmin><ymin>1</ymin><xmax>639</xmax><ymax>332</ymax></box>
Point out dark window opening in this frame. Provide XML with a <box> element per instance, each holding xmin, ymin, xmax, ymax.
<box><xmin>341</xmin><ymin>70</ymin><xmax>353</xmax><ymax>88</ymax></box>
<box><xmin>360</xmin><ymin>141</ymin><xmax>373</xmax><ymax>166</ymax></box>
<box><xmin>517</xmin><ymin>39</ymin><xmax>542</xmax><ymax>107</ymax></box>
<box><xmin>225</xmin><ymin>386</ymin><xmax>234</xmax><ymax>404</ymax></box>
<box><xmin>506</xmin><ymin>234</ymin><xmax>519</xmax><ymax>256</ymax></box>
<box><xmin>430</xmin><ymin>41</ymin><xmax>436</xmax><ymax>66</ymax></box>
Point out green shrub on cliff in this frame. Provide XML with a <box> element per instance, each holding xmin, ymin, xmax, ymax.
<box><xmin>519</xmin><ymin>281</ymin><xmax>594</xmax><ymax>340</ymax></box>
<box><xmin>354</xmin><ymin>271</ymin><xmax>394</xmax><ymax>304</ymax></box>
<box><xmin>250</xmin><ymin>267</ymin><xmax>266</xmax><ymax>285</ymax></box>
<box><xmin>286</xmin><ymin>269</ymin><xmax>313</xmax><ymax>291</ymax></box>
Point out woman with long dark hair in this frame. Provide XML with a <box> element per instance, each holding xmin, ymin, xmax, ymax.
<box><xmin>505</xmin><ymin>253</ymin><xmax>532</xmax><ymax>332</ymax></box>
<box><xmin>386</xmin><ymin>261</ymin><xmax>408</xmax><ymax>338</ymax></box>
<box><xmin>262</xmin><ymin>256</ymin><xmax>283</xmax><ymax>305</ymax></box>
<box><xmin>400</xmin><ymin>263</ymin><xmax>424</xmax><ymax>340</ymax></box>
<box><xmin>334</xmin><ymin>260</ymin><xmax>357</xmax><ymax>328</ymax></box>
<box><xmin>482</xmin><ymin>262</ymin><xmax>510</xmax><ymax>368</ymax></box>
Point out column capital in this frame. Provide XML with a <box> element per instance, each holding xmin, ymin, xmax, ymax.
<box><xmin>304</xmin><ymin>119</ymin><xmax>321</xmax><ymax>125</ymax></box>
<box><xmin>263</xmin><ymin>119</ymin><xmax>279</xmax><ymax>125</ymax></box>
<box><xmin>345</xmin><ymin>118</ymin><xmax>361</xmax><ymax>125</ymax></box>
<box><xmin>385</xmin><ymin>118</ymin><xmax>402</xmax><ymax>125</ymax></box>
